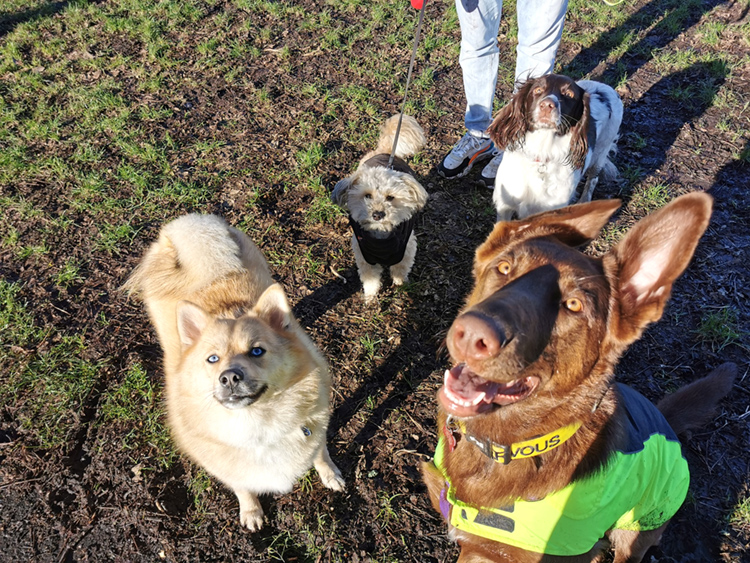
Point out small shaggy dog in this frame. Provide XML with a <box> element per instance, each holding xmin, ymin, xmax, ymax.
<box><xmin>331</xmin><ymin>114</ymin><xmax>429</xmax><ymax>302</ymax></box>
<box><xmin>487</xmin><ymin>74</ymin><xmax>623</xmax><ymax>221</ymax></box>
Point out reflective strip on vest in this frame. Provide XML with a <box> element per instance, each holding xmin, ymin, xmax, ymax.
<box><xmin>434</xmin><ymin>427</ymin><xmax>689</xmax><ymax>556</ymax></box>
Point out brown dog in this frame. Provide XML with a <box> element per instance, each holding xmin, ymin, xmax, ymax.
<box><xmin>422</xmin><ymin>193</ymin><xmax>735</xmax><ymax>562</ymax></box>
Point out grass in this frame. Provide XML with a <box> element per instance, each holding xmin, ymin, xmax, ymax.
<box><xmin>0</xmin><ymin>281</ymin><xmax>104</xmax><ymax>449</ymax></box>
<box><xmin>360</xmin><ymin>334</ymin><xmax>382</xmax><ymax>361</ymax></box>
<box><xmin>98</xmin><ymin>362</ymin><xmax>175</xmax><ymax>467</ymax></box>
<box><xmin>694</xmin><ymin>308</ymin><xmax>745</xmax><ymax>352</ymax></box>
<box><xmin>730</xmin><ymin>493</ymin><xmax>750</xmax><ymax>533</ymax></box>
<box><xmin>0</xmin><ymin>0</ymin><xmax>748</xmax><ymax>559</ymax></box>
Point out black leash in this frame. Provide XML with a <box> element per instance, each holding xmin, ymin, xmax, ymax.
<box><xmin>388</xmin><ymin>1</ymin><xmax>427</xmax><ymax>170</ymax></box>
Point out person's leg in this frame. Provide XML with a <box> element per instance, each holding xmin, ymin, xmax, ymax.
<box><xmin>515</xmin><ymin>0</ymin><xmax>568</xmax><ymax>86</ymax></box>
<box><xmin>438</xmin><ymin>0</ymin><xmax>502</xmax><ymax>178</ymax></box>
<box><xmin>457</xmin><ymin>0</ymin><xmax>503</xmax><ymax>135</ymax></box>
<box><xmin>481</xmin><ymin>0</ymin><xmax>567</xmax><ymax>187</ymax></box>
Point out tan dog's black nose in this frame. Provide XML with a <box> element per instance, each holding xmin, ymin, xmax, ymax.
<box><xmin>450</xmin><ymin>313</ymin><xmax>505</xmax><ymax>361</ymax></box>
<box><xmin>372</xmin><ymin>210</ymin><xmax>385</xmax><ymax>221</ymax></box>
<box><xmin>219</xmin><ymin>368</ymin><xmax>244</xmax><ymax>388</ymax></box>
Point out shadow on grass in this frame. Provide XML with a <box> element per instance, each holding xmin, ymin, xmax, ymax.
<box><xmin>563</xmin><ymin>0</ymin><xmax>740</xmax><ymax>85</ymax></box>
<box><xmin>615</xmin><ymin>61</ymin><xmax>728</xmax><ymax>203</ymax></box>
<box><xmin>1</xmin><ymin>1</ymin><xmax>69</xmax><ymax>37</ymax></box>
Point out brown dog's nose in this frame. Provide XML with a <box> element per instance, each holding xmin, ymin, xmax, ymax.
<box><xmin>450</xmin><ymin>313</ymin><xmax>505</xmax><ymax>361</ymax></box>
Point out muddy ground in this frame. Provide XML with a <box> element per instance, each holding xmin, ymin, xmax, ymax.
<box><xmin>1</xmin><ymin>0</ymin><xmax>749</xmax><ymax>561</ymax></box>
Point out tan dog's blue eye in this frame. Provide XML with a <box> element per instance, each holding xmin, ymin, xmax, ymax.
<box><xmin>207</xmin><ymin>355</ymin><xmax>220</xmax><ymax>363</ymax></box>
<box><xmin>250</xmin><ymin>347</ymin><xmax>265</xmax><ymax>357</ymax></box>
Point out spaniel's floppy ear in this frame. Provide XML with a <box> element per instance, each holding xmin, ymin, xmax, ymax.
<box><xmin>331</xmin><ymin>177</ymin><xmax>352</xmax><ymax>208</ymax></box>
<box><xmin>569</xmin><ymin>91</ymin><xmax>591</xmax><ymax>169</ymax></box>
<box><xmin>488</xmin><ymin>80</ymin><xmax>535</xmax><ymax>150</ymax></box>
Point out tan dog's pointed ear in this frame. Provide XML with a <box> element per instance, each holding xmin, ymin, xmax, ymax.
<box><xmin>331</xmin><ymin>177</ymin><xmax>352</xmax><ymax>208</ymax></box>
<box><xmin>477</xmin><ymin>199</ymin><xmax>621</xmax><ymax>264</ymax></box>
<box><xmin>605</xmin><ymin>192</ymin><xmax>713</xmax><ymax>345</ymax></box>
<box><xmin>254</xmin><ymin>283</ymin><xmax>293</xmax><ymax>331</ymax></box>
<box><xmin>176</xmin><ymin>301</ymin><xmax>210</xmax><ymax>347</ymax></box>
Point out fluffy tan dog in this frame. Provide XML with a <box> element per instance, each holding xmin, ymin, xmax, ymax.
<box><xmin>124</xmin><ymin>214</ymin><xmax>344</xmax><ymax>531</ymax></box>
<box><xmin>331</xmin><ymin>114</ymin><xmax>429</xmax><ymax>302</ymax></box>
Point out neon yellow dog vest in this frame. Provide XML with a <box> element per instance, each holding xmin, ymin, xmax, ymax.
<box><xmin>434</xmin><ymin>384</ymin><xmax>690</xmax><ymax>556</ymax></box>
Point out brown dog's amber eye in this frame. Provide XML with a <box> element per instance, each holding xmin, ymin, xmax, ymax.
<box><xmin>534</xmin><ymin>87</ymin><xmax>543</xmax><ymax>95</ymax></box>
<box><xmin>563</xmin><ymin>90</ymin><xmax>575</xmax><ymax>98</ymax></box>
<box><xmin>565</xmin><ymin>298</ymin><xmax>583</xmax><ymax>312</ymax></box>
<box><xmin>497</xmin><ymin>261</ymin><xmax>511</xmax><ymax>275</ymax></box>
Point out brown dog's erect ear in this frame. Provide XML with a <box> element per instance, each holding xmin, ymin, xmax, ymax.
<box><xmin>254</xmin><ymin>283</ymin><xmax>293</xmax><ymax>331</ymax></box>
<box><xmin>568</xmin><ymin>91</ymin><xmax>590</xmax><ymax>170</ymax></box>
<box><xmin>487</xmin><ymin>80</ymin><xmax>535</xmax><ymax>150</ymax></box>
<box><xmin>605</xmin><ymin>192</ymin><xmax>713</xmax><ymax>345</ymax></box>
<box><xmin>177</xmin><ymin>301</ymin><xmax>210</xmax><ymax>348</ymax></box>
<box><xmin>523</xmin><ymin>198</ymin><xmax>622</xmax><ymax>246</ymax></box>
<box><xmin>476</xmin><ymin>199</ymin><xmax>622</xmax><ymax>264</ymax></box>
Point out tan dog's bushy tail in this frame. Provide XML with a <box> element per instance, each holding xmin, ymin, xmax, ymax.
<box><xmin>657</xmin><ymin>362</ymin><xmax>737</xmax><ymax>435</ymax></box>
<box><xmin>374</xmin><ymin>114</ymin><xmax>426</xmax><ymax>159</ymax></box>
<box><xmin>123</xmin><ymin>214</ymin><xmax>249</xmax><ymax>300</ymax></box>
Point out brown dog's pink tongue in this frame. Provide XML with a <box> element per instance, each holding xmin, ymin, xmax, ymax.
<box><xmin>437</xmin><ymin>365</ymin><xmax>499</xmax><ymax>417</ymax></box>
<box><xmin>445</xmin><ymin>365</ymin><xmax>493</xmax><ymax>403</ymax></box>
<box><xmin>439</xmin><ymin>365</ymin><xmax>541</xmax><ymax>417</ymax></box>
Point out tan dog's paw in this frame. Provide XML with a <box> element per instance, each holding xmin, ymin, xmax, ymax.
<box><xmin>320</xmin><ymin>468</ymin><xmax>346</xmax><ymax>492</ymax></box>
<box><xmin>236</xmin><ymin>490</ymin><xmax>264</xmax><ymax>531</ymax></box>
<box><xmin>315</xmin><ymin>447</ymin><xmax>346</xmax><ymax>491</ymax></box>
<box><xmin>239</xmin><ymin>506</ymin><xmax>265</xmax><ymax>531</ymax></box>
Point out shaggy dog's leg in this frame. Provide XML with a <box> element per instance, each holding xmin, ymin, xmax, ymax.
<box><xmin>390</xmin><ymin>233</ymin><xmax>417</xmax><ymax>286</ymax></box>
<box><xmin>352</xmin><ymin>235</ymin><xmax>382</xmax><ymax>302</ymax></box>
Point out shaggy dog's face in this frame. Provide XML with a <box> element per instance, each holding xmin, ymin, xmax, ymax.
<box><xmin>346</xmin><ymin>167</ymin><xmax>426</xmax><ymax>234</ymax></box>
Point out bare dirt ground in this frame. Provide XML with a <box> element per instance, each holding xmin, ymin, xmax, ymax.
<box><xmin>1</xmin><ymin>0</ymin><xmax>749</xmax><ymax>561</ymax></box>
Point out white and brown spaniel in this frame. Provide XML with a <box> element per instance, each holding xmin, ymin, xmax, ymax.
<box><xmin>487</xmin><ymin>74</ymin><xmax>623</xmax><ymax>221</ymax></box>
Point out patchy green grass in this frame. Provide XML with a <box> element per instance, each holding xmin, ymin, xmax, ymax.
<box><xmin>98</xmin><ymin>362</ymin><xmax>175</xmax><ymax>467</ymax></box>
<box><xmin>730</xmin><ymin>493</ymin><xmax>750</xmax><ymax>533</ymax></box>
<box><xmin>0</xmin><ymin>280</ymin><xmax>104</xmax><ymax>449</ymax></box>
<box><xmin>695</xmin><ymin>308</ymin><xmax>746</xmax><ymax>352</ymax></box>
<box><xmin>1</xmin><ymin>0</ymin><xmax>748</xmax><ymax>559</ymax></box>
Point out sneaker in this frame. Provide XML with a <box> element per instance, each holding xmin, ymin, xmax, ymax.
<box><xmin>479</xmin><ymin>149</ymin><xmax>504</xmax><ymax>189</ymax></box>
<box><xmin>438</xmin><ymin>133</ymin><xmax>494</xmax><ymax>179</ymax></box>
